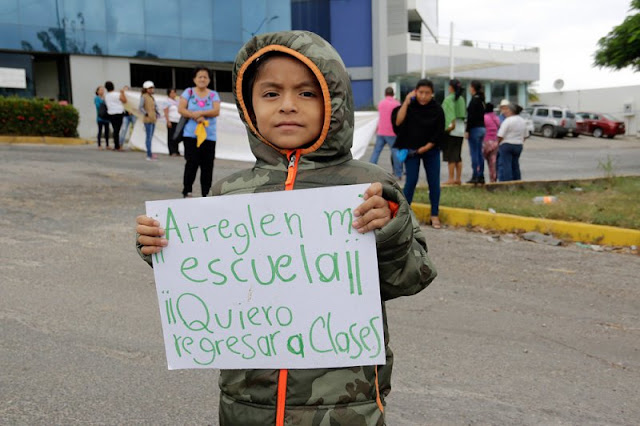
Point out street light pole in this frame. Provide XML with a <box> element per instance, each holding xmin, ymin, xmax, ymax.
<box><xmin>421</xmin><ymin>22</ymin><xmax>426</xmax><ymax>79</ymax></box>
<box><xmin>449</xmin><ymin>22</ymin><xmax>454</xmax><ymax>79</ymax></box>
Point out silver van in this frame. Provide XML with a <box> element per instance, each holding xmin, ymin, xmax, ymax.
<box><xmin>525</xmin><ymin>105</ymin><xmax>578</xmax><ymax>138</ymax></box>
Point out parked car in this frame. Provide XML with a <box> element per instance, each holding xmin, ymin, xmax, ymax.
<box><xmin>525</xmin><ymin>105</ymin><xmax>578</xmax><ymax>138</ymax></box>
<box><xmin>519</xmin><ymin>110</ymin><xmax>535</xmax><ymax>137</ymax></box>
<box><xmin>576</xmin><ymin>112</ymin><xmax>626</xmax><ymax>138</ymax></box>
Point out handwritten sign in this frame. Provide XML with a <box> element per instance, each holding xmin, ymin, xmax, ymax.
<box><xmin>146</xmin><ymin>184</ymin><xmax>385</xmax><ymax>370</ymax></box>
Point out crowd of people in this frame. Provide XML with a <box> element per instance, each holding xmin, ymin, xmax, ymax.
<box><xmin>94</xmin><ymin>70</ymin><xmax>528</xmax><ymax>221</ymax></box>
<box><xmin>93</xmin><ymin>68</ymin><xmax>221</xmax><ymax>197</ymax></box>
<box><xmin>370</xmin><ymin>79</ymin><xmax>529</xmax><ymax>228</ymax></box>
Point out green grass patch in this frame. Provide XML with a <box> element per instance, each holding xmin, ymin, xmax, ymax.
<box><xmin>412</xmin><ymin>176</ymin><xmax>640</xmax><ymax>229</ymax></box>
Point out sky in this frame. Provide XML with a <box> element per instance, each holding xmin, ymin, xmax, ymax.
<box><xmin>437</xmin><ymin>0</ymin><xmax>638</xmax><ymax>92</ymax></box>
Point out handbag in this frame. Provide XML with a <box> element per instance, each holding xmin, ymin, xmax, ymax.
<box><xmin>396</xmin><ymin>148</ymin><xmax>417</xmax><ymax>163</ymax></box>
<box><xmin>98</xmin><ymin>102</ymin><xmax>108</xmax><ymax>120</ymax></box>
<box><xmin>172</xmin><ymin>88</ymin><xmax>194</xmax><ymax>142</ymax></box>
<box><xmin>482</xmin><ymin>139</ymin><xmax>499</xmax><ymax>156</ymax></box>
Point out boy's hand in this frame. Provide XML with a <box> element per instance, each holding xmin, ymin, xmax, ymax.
<box><xmin>352</xmin><ymin>183</ymin><xmax>391</xmax><ymax>233</ymax></box>
<box><xmin>136</xmin><ymin>215</ymin><xmax>168</xmax><ymax>255</ymax></box>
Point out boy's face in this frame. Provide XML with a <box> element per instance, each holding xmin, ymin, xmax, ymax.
<box><xmin>251</xmin><ymin>56</ymin><xmax>324</xmax><ymax>150</ymax></box>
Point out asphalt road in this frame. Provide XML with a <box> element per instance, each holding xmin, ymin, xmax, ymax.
<box><xmin>372</xmin><ymin>134</ymin><xmax>640</xmax><ymax>184</ymax></box>
<box><xmin>1</xmin><ymin>142</ymin><xmax>639</xmax><ymax>425</ymax></box>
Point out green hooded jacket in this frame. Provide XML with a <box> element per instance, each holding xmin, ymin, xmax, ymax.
<box><xmin>138</xmin><ymin>30</ymin><xmax>437</xmax><ymax>426</ymax></box>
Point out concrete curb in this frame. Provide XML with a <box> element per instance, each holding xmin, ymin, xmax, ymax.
<box><xmin>0</xmin><ymin>136</ymin><xmax>90</xmax><ymax>145</ymax></box>
<box><xmin>411</xmin><ymin>203</ymin><xmax>640</xmax><ymax>247</ymax></box>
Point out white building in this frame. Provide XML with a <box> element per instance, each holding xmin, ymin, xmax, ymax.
<box><xmin>378</xmin><ymin>0</ymin><xmax>540</xmax><ymax>106</ymax></box>
<box><xmin>539</xmin><ymin>86</ymin><xmax>640</xmax><ymax>137</ymax></box>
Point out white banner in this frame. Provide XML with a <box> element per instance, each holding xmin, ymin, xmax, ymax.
<box><xmin>126</xmin><ymin>91</ymin><xmax>378</xmax><ymax>161</ymax></box>
<box><xmin>145</xmin><ymin>184</ymin><xmax>385</xmax><ymax>370</ymax></box>
<box><xmin>0</xmin><ymin>67</ymin><xmax>27</xmax><ymax>89</ymax></box>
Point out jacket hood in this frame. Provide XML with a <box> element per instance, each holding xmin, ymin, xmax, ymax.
<box><xmin>233</xmin><ymin>31</ymin><xmax>354</xmax><ymax>170</ymax></box>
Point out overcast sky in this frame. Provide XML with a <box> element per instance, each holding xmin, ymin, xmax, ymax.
<box><xmin>437</xmin><ymin>0</ymin><xmax>638</xmax><ymax>92</ymax></box>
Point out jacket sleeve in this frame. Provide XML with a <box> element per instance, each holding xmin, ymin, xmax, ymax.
<box><xmin>136</xmin><ymin>233</ymin><xmax>153</xmax><ymax>267</ymax></box>
<box><xmin>375</xmin><ymin>182</ymin><xmax>437</xmax><ymax>301</ymax></box>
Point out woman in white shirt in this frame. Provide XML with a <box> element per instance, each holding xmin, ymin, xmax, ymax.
<box><xmin>104</xmin><ymin>81</ymin><xmax>127</xmax><ymax>151</ymax></box>
<box><xmin>497</xmin><ymin>101</ymin><xmax>526</xmax><ymax>181</ymax></box>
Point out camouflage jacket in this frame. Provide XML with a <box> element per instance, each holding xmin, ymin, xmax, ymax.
<box><xmin>138</xmin><ymin>31</ymin><xmax>436</xmax><ymax>426</ymax></box>
<box><xmin>213</xmin><ymin>31</ymin><xmax>436</xmax><ymax>426</ymax></box>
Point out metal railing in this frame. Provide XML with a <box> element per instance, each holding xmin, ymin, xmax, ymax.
<box><xmin>408</xmin><ymin>33</ymin><xmax>538</xmax><ymax>52</ymax></box>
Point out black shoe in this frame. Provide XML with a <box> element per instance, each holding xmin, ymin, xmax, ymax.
<box><xmin>477</xmin><ymin>176</ymin><xmax>485</xmax><ymax>185</ymax></box>
<box><xmin>466</xmin><ymin>177</ymin><xmax>478</xmax><ymax>184</ymax></box>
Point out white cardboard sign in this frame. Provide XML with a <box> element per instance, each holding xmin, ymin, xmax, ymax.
<box><xmin>145</xmin><ymin>184</ymin><xmax>385</xmax><ymax>370</ymax></box>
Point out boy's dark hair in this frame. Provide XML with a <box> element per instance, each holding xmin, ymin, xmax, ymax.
<box><xmin>104</xmin><ymin>81</ymin><xmax>114</xmax><ymax>92</ymax></box>
<box><xmin>192</xmin><ymin>65</ymin><xmax>211</xmax><ymax>79</ymax></box>
<box><xmin>385</xmin><ymin>87</ymin><xmax>394</xmax><ymax>96</ymax></box>
<box><xmin>416</xmin><ymin>79</ymin><xmax>434</xmax><ymax>91</ymax></box>
<box><xmin>485</xmin><ymin>102</ymin><xmax>494</xmax><ymax>113</ymax></box>
<box><xmin>242</xmin><ymin>51</ymin><xmax>294</xmax><ymax>123</ymax></box>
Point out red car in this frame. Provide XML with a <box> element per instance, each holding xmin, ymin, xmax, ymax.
<box><xmin>576</xmin><ymin>112</ymin><xmax>626</xmax><ymax>138</ymax></box>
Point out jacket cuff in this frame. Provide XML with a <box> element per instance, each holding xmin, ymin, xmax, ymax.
<box><xmin>136</xmin><ymin>233</ymin><xmax>153</xmax><ymax>267</ymax></box>
<box><xmin>374</xmin><ymin>183</ymin><xmax>412</xmax><ymax>256</ymax></box>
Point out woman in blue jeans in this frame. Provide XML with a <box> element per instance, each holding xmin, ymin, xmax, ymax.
<box><xmin>465</xmin><ymin>80</ymin><xmax>487</xmax><ymax>184</ymax></box>
<box><xmin>392</xmin><ymin>79</ymin><xmax>445</xmax><ymax>228</ymax></box>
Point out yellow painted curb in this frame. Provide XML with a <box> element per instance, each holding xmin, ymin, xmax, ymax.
<box><xmin>411</xmin><ymin>203</ymin><xmax>640</xmax><ymax>247</ymax></box>
<box><xmin>0</xmin><ymin>136</ymin><xmax>90</xmax><ymax>145</ymax></box>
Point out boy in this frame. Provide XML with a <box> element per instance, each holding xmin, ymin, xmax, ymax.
<box><xmin>136</xmin><ymin>31</ymin><xmax>436</xmax><ymax>425</ymax></box>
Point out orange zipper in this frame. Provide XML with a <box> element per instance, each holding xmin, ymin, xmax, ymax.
<box><xmin>276</xmin><ymin>149</ymin><xmax>300</xmax><ymax>426</ymax></box>
<box><xmin>284</xmin><ymin>150</ymin><xmax>300</xmax><ymax>191</ymax></box>
<box><xmin>276</xmin><ymin>369</ymin><xmax>288</xmax><ymax>426</ymax></box>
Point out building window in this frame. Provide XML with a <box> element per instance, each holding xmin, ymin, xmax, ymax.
<box><xmin>508</xmin><ymin>82</ymin><xmax>518</xmax><ymax>104</ymax></box>
<box><xmin>291</xmin><ymin>0</ymin><xmax>331</xmax><ymax>42</ymax></box>
<box><xmin>491</xmin><ymin>82</ymin><xmax>506</xmax><ymax>105</ymax></box>
<box><xmin>131</xmin><ymin>64</ymin><xmax>232</xmax><ymax>92</ymax></box>
<box><xmin>130</xmin><ymin>64</ymin><xmax>173</xmax><ymax>89</ymax></box>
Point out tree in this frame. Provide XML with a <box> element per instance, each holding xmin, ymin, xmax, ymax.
<box><xmin>594</xmin><ymin>0</ymin><xmax>640</xmax><ymax>72</ymax></box>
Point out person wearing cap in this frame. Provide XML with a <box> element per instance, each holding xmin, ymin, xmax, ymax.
<box><xmin>140</xmin><ymin>81</ymin><xmax>159</xmax><ymax>161</ymax></box>
<box><xmin>497</xmin><ymin>100</ymin><xmax>527</xmax><ymax>181</ymax></box>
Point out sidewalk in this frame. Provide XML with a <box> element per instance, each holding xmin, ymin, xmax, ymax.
<box><xmin>0</xmin><ymin>136</ymin><xmax>90</xmax><ymax>145</ymax></box>
<box><xmin>411</xmin><ymin>202</ymin><xmax>640</xmax><ymax>247</ymax></box>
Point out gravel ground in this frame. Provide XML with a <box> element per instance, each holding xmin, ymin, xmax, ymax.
<box><xmin>1</xmin><ymin>143</ymin><xmax>638</xmax><ymax>425</ymax></box>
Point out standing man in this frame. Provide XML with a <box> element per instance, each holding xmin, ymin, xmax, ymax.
<box><xmin>370</xmin><ymin>87</ymin><xmax>403</xmax><ymax>179</ymax></box>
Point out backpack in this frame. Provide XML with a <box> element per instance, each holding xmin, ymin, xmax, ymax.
<box><xmin>98</xmin><ymin>102</ymin><xmax>108</xmax><ymax>120</ymax></box>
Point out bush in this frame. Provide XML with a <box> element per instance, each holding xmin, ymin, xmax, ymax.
<box><xmin>0</xmin><ymin>96</ymin><xmax>79</xmax><ymax>137</ymax></box>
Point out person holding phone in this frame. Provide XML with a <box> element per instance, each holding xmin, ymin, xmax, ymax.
<box><xmin>393</xmin><ymin>79</ymin><xmax>445</xmax><ymax>228</ymax></box>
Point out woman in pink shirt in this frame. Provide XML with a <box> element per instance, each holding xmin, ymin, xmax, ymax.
<box><xmin>483</xmin><ymin>102</ymin><xmax>501</xmax><ymax>182</ymax></box>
